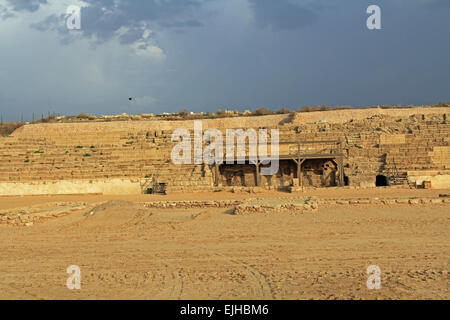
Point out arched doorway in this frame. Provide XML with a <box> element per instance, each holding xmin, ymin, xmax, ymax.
<box><xmin>344</xmin><ymin>175</ymin><xmax>349</xmax><ymax>186</ymax></box>
<box><xmin>301</xmin><ymin>159</ymin><xmax>338</xmax><ymax>187</ymax></box>
<box><xmin>218</xmin><ymin>162</ymin><xmax>257</xmax><ymax>187</ymax></box>
<box><xmin>376</xmin><ymin>175</ymin><xmax>388</xmax><ymax>187</ymax></box>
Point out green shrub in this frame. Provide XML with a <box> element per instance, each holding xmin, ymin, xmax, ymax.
<box><xmin>76</xmin><ymin>113</ymin><xmax>91</xmax><ymax>119</ymax></box>
<box><xmin>433</xmin><ymin>102</ymin><xmax>449</xmax><ymax>108</ymax></box>
<box><xmin>334</xmin><ymin>106</ymin><xmax>353</xmax><ymax>110</ymax></box>
<box><xmin>276</xmin><ymin>108</ymin><xmax>291</xmax><ymax>114</ymax></box>
<box><xmin>298</xmin><ymin>106</ymin><xmax>313</xmax><ymax>112</ymax></box>
<box><xmin>298</xmin><ymin>105</ymin><xmax>331</xmax><ymax>112</ymax></box>
<box><xmin>319</xmin><ymin>105</ymin><xmax>331</xmax><ymax>111</ymax></box>
<box><xmin>178</xmin><ymin>109</ymin><xmax>189</xmax><ymax>118</ymax></box>
<box><xmin>252</xmin><ymin>108</ymin><xmax>273</xmax><ymax>116</ymax></box>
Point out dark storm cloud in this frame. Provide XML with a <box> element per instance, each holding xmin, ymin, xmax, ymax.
<box><xmin>6</xmin><ymin>0</ymin><xmax>48</xmax><ymax>12</ymax></box>
<box><xmin>0</xmin><ymin>5</ymin><xmax>14</xmax><ymax>19</ymax></box>
<box><xmin>29</xmin><ymin>0</ymin><xmax>209</xmax><ymax>48</ymax></box>
<box><xmin>1</xmin><ymin>0</ymin><xmax>449</xmax><ymax>121</ymax></box>
<box><xmin>22</xmin><ymin>0</ymin><xmax>319</xmax><ymax>47</ymax></box>
<box><xmin>248</xmin><ymin>0</ymin><xmax>318</xmax><ymax>30</ymax></box>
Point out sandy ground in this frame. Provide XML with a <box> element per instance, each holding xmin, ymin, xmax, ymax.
<box><xmin>0</xmin><ymin>188</ymin><xmax>449</xmax><ymax>300</ymax></box>
<box><xmin>0</xmin><ymin>187</ymin><xmax>447</xmax><ymax>210</ymax></box>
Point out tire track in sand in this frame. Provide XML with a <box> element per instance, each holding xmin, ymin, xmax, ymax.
<box><xmin>151</xmin><ymin>269</ymin><xmax>183</xmax><ymax>300</ymax></box>
<box><xmin>216</xmin><ymin>254</ymin><xmax>274</xmax><ymax>299</ymax></box>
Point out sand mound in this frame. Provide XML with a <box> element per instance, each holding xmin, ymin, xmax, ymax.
<box><xmin>84</xmin><ymin>200</ymin><xmax>135</xmax><ymax>217</ymax></box>
<box><xmin>80</xmin><ymin>201</ymin><xmax>213</xmax><ymax>229</ymax></box>
<box><xmin>80</xmin><ymin>200</ymin><xmax>147</xmax><ymax>228</ymax></box>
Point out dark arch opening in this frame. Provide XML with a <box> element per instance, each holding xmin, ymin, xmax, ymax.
<box><xmin>344</xmin><ymin>176</ymin><xmax>349</xmax><ymax>186</ymax></box>
<box><xmin>301</xmin><ymin>158</ymin><xmax>337</xmax><ymax>187</ymax></box>
<box><xmin>376</xmin><ymin>175</ymin><xmax>388</xmax><ymax>187</ymax></box>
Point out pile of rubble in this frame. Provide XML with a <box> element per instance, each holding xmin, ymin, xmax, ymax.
<box><xmin>319</xmin><ymin>196</ymin><xmax>450</xmax><ymax>206</ymax></box>
<box><xmin>141</xmin><ymin>200</ymin><xmax>240</xmax><ymax>209</ymax></box>
<box><xmin>234</xmin><ymin>197</ymin><xmax>318</xmax><ymax>215</ymax></box>
<box><xmin>0</xmin><ymin>202</ymin><xmax>92</xmax><ymax>226</ymax></box>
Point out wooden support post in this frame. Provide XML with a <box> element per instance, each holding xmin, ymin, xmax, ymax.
<box><xmin>338</xmin><ymin>157</ymin><xmax>344</xmax><ymax>186</ymax></box>
<box><xmin>291</xmin><ymin>158</ymin><xmax>299</xmax><ymax>187</ymax></box>
<box><xmin>299</xmin><ymin>158</ymin><xmax>305</xmax><ymax>188</ymax></box>
<box><xmin>255</xmin><ymin>162</ymin><xmax>260</xmax><ymax>187</ymax></box>
<box><xmin>214</xmin><ymin>163</ymin><xmax>220</xmax><ymax>187</ymax></box>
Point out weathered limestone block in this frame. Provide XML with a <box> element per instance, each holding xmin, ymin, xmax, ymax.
<box><xmin>380</xmin><ymin>134</ymin><xmax>406</xmax><ymax>145</ymax></box>
<box><xmin>1</xmin><ymin>108</ymin><xmax>449</xmax><ymax>195</ymax></box>
<box><xmin>234</xmin><ymin>197</ymin><xmax>318</xmax><ymax>215</ymax></box>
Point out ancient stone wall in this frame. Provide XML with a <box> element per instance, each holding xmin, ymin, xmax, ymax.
<box><xmin>0</xmin><ymin>107</ymin><xmax>448</xmax><ymax>195</ymax></box>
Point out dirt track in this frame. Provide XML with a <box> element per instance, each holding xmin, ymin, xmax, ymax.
<box><xmin>0</xmin><ymin>189</ymin><xmax>449</xmax><ymax>300</ymax></box>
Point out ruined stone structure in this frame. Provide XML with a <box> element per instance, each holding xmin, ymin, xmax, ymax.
<box><xmin>0</xmin><ymin>107</ymin><xmax>448</xmax><ymax>195</ymax></box>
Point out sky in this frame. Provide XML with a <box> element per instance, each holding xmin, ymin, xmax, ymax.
<box><xmin>0</xmin><ymin>0</ymin><xmax>449</xmax><ymax>121</ymax></box>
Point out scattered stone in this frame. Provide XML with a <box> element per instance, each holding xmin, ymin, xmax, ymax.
<box><xmin>382</xmin><ymin>199</ymin><xmax>397</xmax><ymax>205</ymax></box>
<box><xmin>0</xmin><ymin>202</ymin><xmax>93</xmax><ymax>226</ymax></box>
<box><xmin>234</xmin><ymin>197</ymin><xmax>318</xmax><ymax>215</ymax></box>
